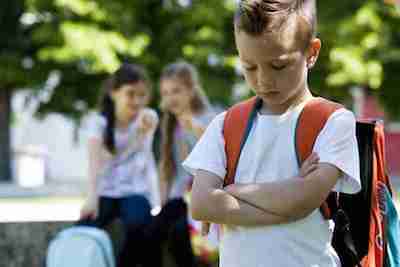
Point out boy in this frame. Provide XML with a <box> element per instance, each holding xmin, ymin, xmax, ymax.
<box><xmin>182</xmin><ymin>0</ymin><xmax>361</xmax><ymax>266</ymax></box>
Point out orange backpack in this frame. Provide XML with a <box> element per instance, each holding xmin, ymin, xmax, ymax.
<box><xmin>223</xmin><ymin>96</ymin><xmax>393</xmax><ymax>267</ymax></box>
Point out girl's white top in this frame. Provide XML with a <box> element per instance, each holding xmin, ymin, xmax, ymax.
<box><xmin>86</xmin><ymin>109</ymin><xmax>160</xmax><ymax>207</ymax></box>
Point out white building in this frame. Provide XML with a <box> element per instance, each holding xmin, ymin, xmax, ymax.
<box><xmin>11</xmin><ymin>91</ymin><xmax>91</xmax><ymax>185</ymax></box>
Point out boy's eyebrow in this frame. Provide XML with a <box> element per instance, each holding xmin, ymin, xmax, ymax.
<box><xmin>239</xmin><ymin>56</ymin><xmax>257</xmax><ymax>65</ymax></box>
<box><xmin>240</xmin><ymin>53</ymin><xmax>296</xmax><ymax>65</ymax></box>
<box><xmin>239</xmin><ymin>58</ymin><xmax>253</xmax><ymax>65</ymax></box>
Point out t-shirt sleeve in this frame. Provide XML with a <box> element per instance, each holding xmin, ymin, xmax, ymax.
<box><xmin>182</xmin><ymin>112</ymin><xmax>227</xmax><ymax>180</ymax></box>
<box><xmin>313</xmin><ymin>109</ymin><xmax>361</xmax><ymax>194</ymax></box>
<box><xmin>86</xmin><ymin>114</ymin><xmax>106</xmax><ymax>140</ymax></box>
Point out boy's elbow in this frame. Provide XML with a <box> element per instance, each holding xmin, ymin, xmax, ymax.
<box><xmin>190</xmin><ymin>193</ymin><xmax>209</xmax><ymax>221</ymax></box>
<box><xmin>190</xmin><ymin>170</ymin><xmax>224</xmax><ymax>221</ymax></box>
<box><xmin>190</xmin><ymin>204</ymin><xmax>204</xmax><ymax>221</ymax></box>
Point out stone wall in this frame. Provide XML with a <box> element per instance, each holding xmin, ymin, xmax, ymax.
<box><xmin>0</xmin><ymin>222</ymin><xmax>71</xmax><ymax>267</ymax></box>
<box><xmin>0</xmin><ymin>221</ymin><xmax>128</xmax><ymax>267</ymax></box>
<box><xmin>0</xmin><ymin>221</ymin><xmax>185</xmax><ymax>267</ymax></box>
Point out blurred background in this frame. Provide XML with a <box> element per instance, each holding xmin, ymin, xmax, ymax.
<box><xmin>0</xmin><ymin>0</ymin><xmax>399</xmax><ymax>266</ymax></box>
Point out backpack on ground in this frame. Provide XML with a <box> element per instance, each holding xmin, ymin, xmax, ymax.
<box><xmin>223</xmin><ymin>96</ymin><xmax>397</xmax><ymax>267</ymax></box>
<box><xmin>46</xmin><ymin>226</ymin><xmax>115</xmax><ymax>267</ymax></box>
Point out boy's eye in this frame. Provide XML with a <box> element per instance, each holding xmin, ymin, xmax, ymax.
<box><xmin>172</xmin><ymin>87</ymin><xmax>181</xmax><ymax>94</ymax></box>
<box><xmin>127</xmin><ymin>91</ymin><xmax>136</xmax><ymax>98</ymax></box>
<box><xmin>271</xmin><ymin>64</ymin><xmax>288</xmax><ymax>71</ymax></box>
<box><xmin>243</xmin><ymin>66</ymin><xmax>257</xmax><ymax>72</ymax></box>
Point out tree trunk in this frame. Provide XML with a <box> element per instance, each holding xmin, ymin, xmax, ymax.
<box><xmin>0</xmin><ymin>88</ymin><xmax>12</xmax><ymax>182</ymax></box>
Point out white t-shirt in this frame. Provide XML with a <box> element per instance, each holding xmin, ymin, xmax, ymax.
<box><xmin>183</xmin><ymin>99</ymin><xmax>361</xmax><ymax>267</ymax></box>
<box><xmin>87</xmin><ymin>109</ymin><xmax>160</xmax><ymax>207</ymax></box>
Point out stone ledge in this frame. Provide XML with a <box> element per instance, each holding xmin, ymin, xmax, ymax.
<box><xmin>0</xmin><ymin>220</ymin><xmax>184</xmax><ymax>267</ymax></box>
<box><xmin>0</xmin><ymin>221</ymin><xmax>126</xmax><ymax>267</ymax></box>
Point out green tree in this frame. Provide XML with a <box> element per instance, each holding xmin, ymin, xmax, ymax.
<box><xmin>1</xmin><ymin>0</ymin><xmax>399</xmax><ymax>182</ymax></box>
<box><xmin>315</xmin><ymin>1</ymin><xmax>400</xmax><ymax>118</ymax></box>
<box><xmin>0</xmin><ymin>0</ymin><xmax>239</xmax><ymax>181</ymax></box>
<box><xmin>0</xmin><ymin>0</ymin><xmax>45</xmax><ymax>181</ymax></box>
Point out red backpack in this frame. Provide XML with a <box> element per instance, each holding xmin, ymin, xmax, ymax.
<box><xmin>223</xmin><ymin>96</ymin><xmax>393</xmax><ymax>267</ymax></box>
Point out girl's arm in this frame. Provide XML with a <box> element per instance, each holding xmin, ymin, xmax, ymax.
<box><xmin>80</xmin><ymin>137</ymin><xmax>104</xmax><ymax>219</ymax></box>
<box><xmin>191</xmin><ymin>169</ymin><xmax>299</xmax><ymax>226</ymax></box>
<box><xmin>177</xmin><ymin>113</ymin><xmax>207</xmax><ymax>139</ymax></box>
<box><xmin>147</xmin><ymin>147</ymin><xmax>162</xmax><ymax>211</ymax></box>
<box><xmin>117</xmin><ymin>109</ymin><xmax>158</xmax><ymax>162</ymax></box>
<box><xmin>142</xmin><ymin>113</ymin><xmax>161</xmax><ymax>210</ymax></box>
<box><xmin>87</xmin><ymin>138</ymin><xmax>103</xmax><ymax>195</ymax></box>
<box><xmin>159</xmin><ymin>176</ymin><xmax>170</xmax><ymax>206</ymax></box>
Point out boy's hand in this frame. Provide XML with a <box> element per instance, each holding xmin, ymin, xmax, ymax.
<box><xmin>201</xmin><ymin>222</ymin><xmax>211</xmax><ymax>236</ymax></box>
<box><xmin>137</xmin><ymin>109</ymin><xmax>158</xmax><ymax>135</ymax></box>
<box><xmin>299</xmin><ymin>153</ymin><xmax>319</xmax><ymax>178</ymax></box>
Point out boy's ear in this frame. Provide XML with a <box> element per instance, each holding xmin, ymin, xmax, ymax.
<box><xmin>307</xmin><ymin>38</ymin><xmax>321</xmax><ymax>69</ymax></box>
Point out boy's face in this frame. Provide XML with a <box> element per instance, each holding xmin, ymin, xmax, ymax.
<box><xmin>235</xmin><ymin>19</ymin><xmax>320</xmax><ymax>113</ymax></box>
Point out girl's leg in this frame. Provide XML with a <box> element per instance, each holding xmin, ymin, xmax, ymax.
<box><xmin>166</xmin><ymin>200</ymin><xmax>198</xmax><ymax>267</ymax></box>
<box><xmin>119</xmin><ymin>194</ymin><xmax>152</xmax><ymax>228</ymax></box>
<box><xmin>117</xmin><ymin>194</ymin><xmax>153</xmax><ymax>267</ymax></box>
<box><xmin>76</xmin><ymin>197</ymin><xmax>118</xmax><ymax>228</ymax></box>
<box><xmin>144</xmin><ymin>198</ymin><xmax>196</xmax><ymax>267</ymax></box>
<box><xmin>146</xmin><ymin>198</ymin><xmax>188</xmax><ymax>241</ymax></box>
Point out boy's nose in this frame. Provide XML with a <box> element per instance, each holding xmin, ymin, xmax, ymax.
<box><xmin>258</xmin><ymin>79</ymin><xmax>274</xmax><ymax>90</ymax></box>
<box><xmin>257</xmin><ymin>72</ymin><xmax>274</xmax><ymax>89</ymax></box>
<box><xmin>132</xmin><ymin>98</ymin><xmax>142</xmax><ymax>106</ymax></box>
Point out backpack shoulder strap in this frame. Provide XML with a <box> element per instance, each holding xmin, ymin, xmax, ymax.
<box><xmin>295</xmin><ymin>97</ymin><xmax>343</xmax><ymax>219</ymax></box>
<box><xmin>295</xmin><ymin>97</ymin><xmax>343</xmax><ymax>165</ymax></box>
<box><xmin>223</xmin><ymin>96</ymin><xmax>261</xmax><ymax>186</ymax></box>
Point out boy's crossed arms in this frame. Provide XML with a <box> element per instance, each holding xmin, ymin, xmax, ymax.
<box><xmin>191</xmin><ymin>152</ymin><xmax>341</xmax><ymax>231</ymax></box>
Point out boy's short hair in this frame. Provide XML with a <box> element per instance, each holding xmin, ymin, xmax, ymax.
<box><xmin>234</xmin><ymin>0</ymin><xmax>317</xmax><ymax>49</ymax></box>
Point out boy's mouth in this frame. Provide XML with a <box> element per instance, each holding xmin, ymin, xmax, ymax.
<box><xmin>259</xmin><ymin>91</ymin><xmax>280</xmax><ymax>96</ymax></box>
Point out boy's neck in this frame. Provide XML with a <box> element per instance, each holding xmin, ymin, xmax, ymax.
<box><xmin>259</xmin><ymin>87</ymin><xmax>313</xmax><ymax>115</ymax></box>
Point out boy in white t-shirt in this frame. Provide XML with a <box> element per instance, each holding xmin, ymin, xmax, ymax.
<box><xmin>182</xmin><ymin>1</ymin><xmax>361</xmax><ymax>266</ymax></box>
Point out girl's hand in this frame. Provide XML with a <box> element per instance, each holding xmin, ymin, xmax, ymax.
<box><xmin>80</xmin><ymin>194</ymin><xmax>99</xmax><ymax>220</ymax></box>
<box><xmin>177</xmin><ymin>112</ymin><xmax>206</xmax><ymax>138</ymax></box>
<box><xmin>299</xmin><ymin>152</ymin><xmax>320</xmax><ymax>178</ymax></box>
<box><xmin>137</xmin><ymin>109</ymin><xmax>158</xmax><ymax>135</ymax></box>
<box><xmin>177</xmin><ymin>113</ymin><xmax>194</xmax><ymax>131</ymax></box>
<box><xmin>160</xmin><ymin>98</ymin><xmax>171</xmax><ymax>111</ymax></box>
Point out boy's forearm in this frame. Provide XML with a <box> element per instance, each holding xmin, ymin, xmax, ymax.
<box><xmin>225</xmin><ymin>178</ymin><xmax>310</xmax><ymax>219</ymax></box>
<box><xmin>192</xmin><ymin>188</ymin><xmax>295</xmax><ymax>226</ymax></box>
<box><xmin>225</xmin><ymin>165</ymin><xmax>340</xmax><ymax>218</ymax></box>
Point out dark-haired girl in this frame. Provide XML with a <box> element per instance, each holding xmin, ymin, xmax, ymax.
<box><xmin>78</xmin><ymin>63</ymin><xmax>159</xmax><ymax>266</ymax></box>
